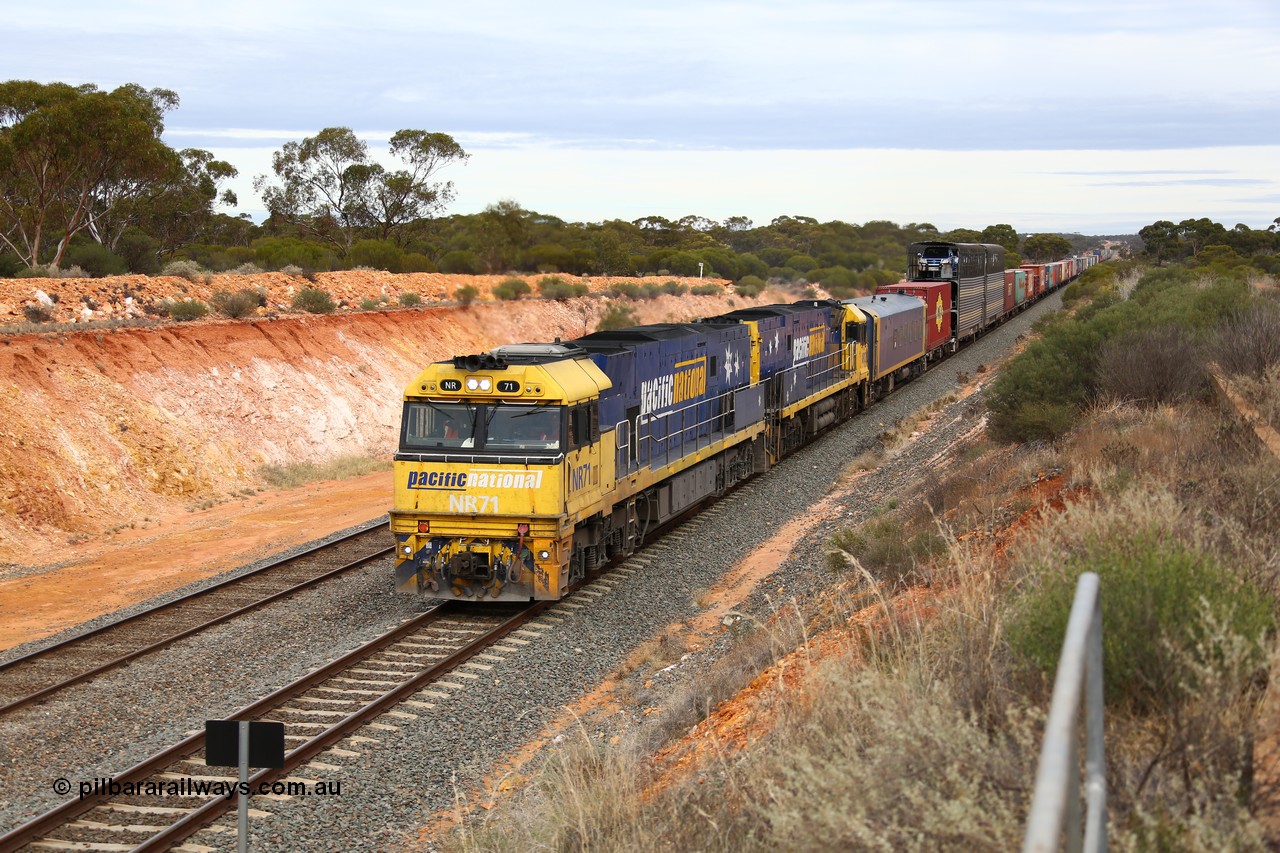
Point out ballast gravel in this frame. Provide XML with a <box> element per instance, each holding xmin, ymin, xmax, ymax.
<box><xmin>0</xmin><ymin>293</ymin><xmax>1060</xmax><ymax>850</ymax></box>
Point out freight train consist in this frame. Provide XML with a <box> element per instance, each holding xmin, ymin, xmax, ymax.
<box><xmin>390</xmin><ymin>243</ymin><xmax>1099</xmax><ymax>601</ymax></box>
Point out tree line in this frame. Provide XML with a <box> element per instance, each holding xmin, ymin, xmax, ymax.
<box><xmin>4</xmin><ymin>79</ymin><xmax>1116</xmax><ymax>295</ymax></box>
<box><xmin>1137</xmin><ymin>217</ymin><xmax>1280</xmax><ymax>274</ymax></box>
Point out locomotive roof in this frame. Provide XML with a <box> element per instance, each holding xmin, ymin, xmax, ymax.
<box><xmin>846</xmin><ymin>292</ymin><xmax>924</xmax><ymax>317</ymax></box>
<box><xmin>575</xmin><ymin>323</ymin><xmax>703</xmax><ymax>343</ymax></box>
<box><xmin>712</xmin><ymin>303</ymin><xmax>818</xmax><ymax>321</ymax></box>
<box><xmin>484</xmin><ymin>342</ymin><xmax>588</xmax><ymax>365</ymax></box>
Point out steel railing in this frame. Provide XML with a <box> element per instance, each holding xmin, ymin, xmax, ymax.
<box><xmin>1023</xmin><ymin>571</ymin><xmax>1107</xmax><ymax>853</ymax></box>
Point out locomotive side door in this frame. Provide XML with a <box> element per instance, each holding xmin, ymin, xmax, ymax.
<box><xmin>564</xmin><ymin>400</ymin><xmax>604</xmax><ymax>516</ymax></box>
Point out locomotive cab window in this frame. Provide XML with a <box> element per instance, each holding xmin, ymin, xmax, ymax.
<box><xmin>399</xmin><ymin>401</ymin><xmax>561</xmax><ymax>453</ymax></box>
<box><xmin>400</xmin><ymin>401</ymin><xmax>477</xmax><ymax>449</ymax></box>
<box><xmin>485</xmin><ymin>404</ymin><xmax>562</xmax><ymax>452</ymax></box>
<box><xmin>567</xmin><ymin>402</ymin><xmax>600</xmax><ymax>451</ymax></box>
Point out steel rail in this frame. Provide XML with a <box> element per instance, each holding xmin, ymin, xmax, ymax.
<box><xmin>0</xmin><ymin>522</ymin><xmax>390</xmax><ymax>716</ymax></box>
<box><xmin>0</xmin><ymin>600</ymin><xmax>543</xmax><ymax>852</ymax></box>
<box><xmin>135</xmin><ymin>601</ymin><xmax>548</xmax><ymax>852</ymax></box>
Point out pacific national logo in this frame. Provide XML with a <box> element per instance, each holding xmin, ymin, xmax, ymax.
<box><xmin>792</xmin><ymin>326</ymin><xmax>827</xmax><ymax>362</ymax></box>
<box><xmin>935</xmin><ymin>295</ymin><xmax>944</xmax><ymax>332</ymax></box>
<box><xmin>408</xmin><ymin>469</ymin><xmax>543</xmax><ymax>490</ymax></box>
<box><xmin>640</xmin><ymin>356</ymin><xmax>707</xmax><ymax>417</ymax></box>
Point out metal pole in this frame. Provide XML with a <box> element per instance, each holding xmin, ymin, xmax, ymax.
<box><xmin>238</xmin><ymin>720</ymin><xmax>249</xmax><ymax>853</ymax></box>
<box><xmin>1084</xmin><ymin>596</ymin><xmax>1108</xmax><ymax>853</ymax></box>
<box><xmin>1023</xmin><ymin>572</ymin><xmax>1105</xmax><ymax>853</ymax></box>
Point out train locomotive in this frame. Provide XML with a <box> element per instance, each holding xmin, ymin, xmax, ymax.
<box><xmin>389</xmin><ymin>243</ymin><xmax>1100</xmax><ymax>601</ymax></box>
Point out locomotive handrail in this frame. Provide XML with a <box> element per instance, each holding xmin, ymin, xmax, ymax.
<box><xmin>1023</xmin><ymin>572</ymin><xmax>1107</xmax><ymax>853</ymax></box>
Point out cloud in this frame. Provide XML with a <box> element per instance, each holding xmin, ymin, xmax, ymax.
<box><xmin>1051</xmin><ymin>170</ymin><xmax>1234</xmax><ymax>176</ymax></box>
<box><xmin>1093</xmin><ymin>178</ymin><xmax>1270</xmax><ymax>187</ymax></box>
<box><xmin>6</xmin><ymin>1</ymin><xmax>1278</xmax><ymax>153</ymax></box>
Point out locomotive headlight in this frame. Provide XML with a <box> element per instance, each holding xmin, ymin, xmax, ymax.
<box><xmin>401</xmin><ymin>544</ymin><xmax>414</xmax><ymax>557</ymax></box>
<box><xmin>478</xmin><ymin>378</ymin><xmax>491</xmax><ymax>391</ymax></box>
<box><xmin>466</xmin><ymin>378</ymin><xmax>479</xmax><ymax>391</ymax></box>
<box><xmin>537</xmin><ymin>549</ymin><xmax>551</xmax><ymax>561</ymax></box>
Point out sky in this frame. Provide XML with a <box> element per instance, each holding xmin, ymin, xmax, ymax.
<box><xmin>4</xmin><ymin>0</ymin><xmax>1279</xmax><ymax>234</ymax></box>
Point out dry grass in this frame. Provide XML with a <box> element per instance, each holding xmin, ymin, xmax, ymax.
<box><xmin>258</xmin><ymin>454</ymin><xmax>392</xmax><ymax>489</ymax></box>
<box><xmin>1234</xmin><ymin>364</ymin><xmax>1280</xmax><ymax>433</ymax></box>
<box><xmin>879</xmin><ymin>390</ymin><xmax>961</xmax><ymax>449</ymax></box>
<box><xmin>445</xmin><ymin>397</ymin><xmax>1280</xmax><ymax>853</ymax></box>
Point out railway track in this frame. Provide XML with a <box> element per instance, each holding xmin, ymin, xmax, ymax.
<box><xmin>0</xmin><ymin>599</ymin><xmax>544</xmax><ymax>852</ymax></box>
<box><xmin>0</xmin><ymin>523</ymin><xmax>393</xmax><ymax>716</ymax></box>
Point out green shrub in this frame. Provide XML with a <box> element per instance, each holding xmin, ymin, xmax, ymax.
<box><xmin>596</xmin><ymin>304</ymin><xmax>638</xmax><ymax>332</ymax></box>
<box><xmin>661</xmin><ymin>280</ymin><xmax>688</xmax><ymax>296</ymax></box>
<box><xmin>735</xmin><ymin>275</ymin><xmax>766</xmax><ymax>297</ymax></box>
<box><xmin>292</xmin><ymin>286</ymin><xmax>336</xmax><ymax>314</ymax></box>
<box><xmin>398</xmin><ymin>292</ymin><xmax>422</xmax><ymax>307</ymax></box>
<box><xmin>210</xmin><ymin>289</ymin><xmax>262</xmax><ymax>319</ymax></box>
<box><xmin>1061</xmin><ymin>263</ymin><xmax>1117</xmax><ymax>309</ymax></box>
<box><xmin>1095</xmin><ymin>324</ymin><xmax>1207</xmax><ymax>405</ymax></box>
<box><xmin>359</xmin><ymin>298</ymin><xmax>381</xmax><ymax>311</ymax></box>
<box><xmin>986</xmin><ymin>267</ymin><xmax>1250</xmax><ymax>443</ymax></box>
<box><xmin>349</xmin><ymin>238</ymin><xmax>404</xmax><ymax>272</ymax></box>
<box><xmin>826</xmin><ymin>516</ymin><xmax>946</xmax><ymax>587</ymax></box>
<box><xmin>401</xmin><ymin>252</ymin><xmax>436</xmax><ymax>273</ymax></box>
<box><xmin>1007</xmin><ymin>529</ymin><xmax>1272</xmax><ymax>712</ymax></box>
<box><xmin>252</xmin><ymin>237</ymin><xmax>333</xmax><ymax>272</ymax></box>
<box><xmin>493</xmin><ymin>277</ymin><xmax>531</xmax><ymax>301</ymax></box>
<box><xmin>64</xmin><ymin>241</ymin><xmax>128</xmax><ymax>277</ymax></box>
<box><xmin>607</xmin><ymin>282</ymin><xmax>642</xmax><ymax>299</ymax></box>
<box><xmin>228</xmin><ymin>262</ymin><xmax>265</xmax><ymax>275</ymax></box>
<box><xmin>438</xmin><ymin>250</ymin><xmax>483</xmax><ymax>275</ymax></box>
<box><xmin>161</xmin><ymin>259</ymin><xmax>207</xmax><ymax>282</ymax></box>
<box><xmin>1215</xmin><ymin>299</ymin><xmax>1280</xmax><ymax>378</ymax></box>
<box><xmin>537</xmin><ymin>275</ymin><xmax>589</xmax><ymax>300</ymax></box>
<box><xmin>454</xmin><ymin>285</ymin><xmax>479</xmax><ymax>306</ymax></box>
<box><xmin>691</xmin><ymin>283</ymin><xmax>722</xmax><ymax>296</ymax></box>
<box><xmin>166</xmin><ymin>298</ymin><xmax>209</xmax><ymax>322</ymax></box>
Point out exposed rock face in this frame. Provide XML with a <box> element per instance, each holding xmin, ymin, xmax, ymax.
<box><xmin>0</xmin><ymin>274</ymin><xmax>766</xmax><ymax>563</ymax></box>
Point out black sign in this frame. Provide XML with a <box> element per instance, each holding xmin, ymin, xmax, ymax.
<box><xmin>205</xmin><ymin>720</ymin><xmax>286</xmax><ymax>768</ymax></box>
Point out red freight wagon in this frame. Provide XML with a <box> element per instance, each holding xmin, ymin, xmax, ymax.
<box><xmin>876</xmin><ymin>281</ymin><xmax>952</xmax><ymax>358</ymax></box>
<box><xmin>1019</xmin><ymin>265</ymin><xmax>1044</xmax><ymax>300</ymax></box>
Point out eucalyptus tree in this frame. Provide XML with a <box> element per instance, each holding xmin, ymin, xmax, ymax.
<box><xmin>92</xmin><ymin>148</ymin><xmax>238</xmax><ymax>257</ymax></box>
<box><xmin>1021</xmin><ymin>232</ymin><xmax>1073</xmax><ymax>263</ymax></box>
<box><xmin>254</xmin><ymin>127</ymin><xmax>467</xmax><ymax>256</ymax></box>
<box><xmin>0</xmin><ymin>80</ymin><xmax>179</xmax><ymax>268</ymax></box>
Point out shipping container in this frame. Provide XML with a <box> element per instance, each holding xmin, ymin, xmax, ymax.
<box><xmin>1019</xmin><ymin>265</ymin><xmax>1044</xmax><ymax>300</ymax></box>
<box><xmin>876</xmin><ymin>281</ymin><xmax>952</xmax><ymax>356</ymax></box>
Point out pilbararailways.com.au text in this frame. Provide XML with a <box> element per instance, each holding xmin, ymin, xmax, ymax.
<box><xmin>55</xmin><ymin>776</ymin><xmax>343</xmax><ymax>800</ymax></box>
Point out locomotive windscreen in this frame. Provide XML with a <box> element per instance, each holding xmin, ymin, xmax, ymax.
<box><xmin>399</xmin><ymin>401</ymin><xmax>562</xmax><ymax>453</ymax></box>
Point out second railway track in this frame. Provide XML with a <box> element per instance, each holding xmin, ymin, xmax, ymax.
<box><xmin>0</xmin><ymin>522</ymin><xmax>393</xmax><ymax>716</ymax></box>
<box><xmin>0</xmin><ymin>600</ymin><xmax>544</xmax><ymax>852</ymax></box>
